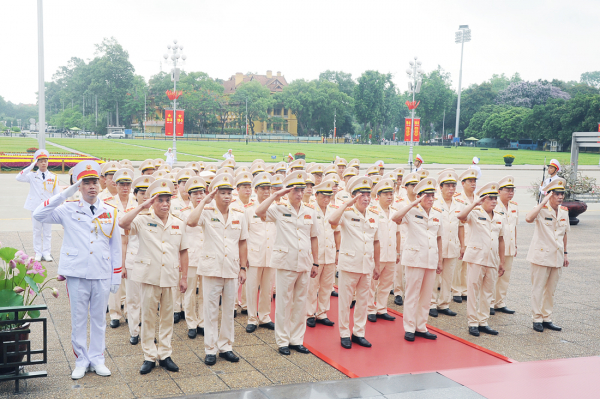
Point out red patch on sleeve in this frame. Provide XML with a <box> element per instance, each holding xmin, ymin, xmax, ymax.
<box><xmin>43</xmin><ymin>200</ymin><xmax>50</xmax><ymax>207</ymax></box>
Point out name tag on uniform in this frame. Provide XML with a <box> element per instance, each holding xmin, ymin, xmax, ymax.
<box><xmin>253</xmin><ymin>215</ymin><xmax>260</xmax><ymax>218</ymax></box>
<box><xmin>498</xmin><ymin>211</ymin><xmax>504</xmax><ymax>215</ymax></box>
<box><xmin>283</xmin><ymin>214</ymin><xmax>292</xmax><ymax>217</ymax></box>
<box><xmin>351</xmin><ymin>218</ymin><xmax>360</xmax><ymax>222</ymax></box>
<box><xmin>415</xmin><ymin>215</ymin><xmax>423</xmax><ymax>219</ymax></box>
<box><xmin>211</xmin><ymin>218</ymin><xmax>220</xmax><ymax>222</ymax></box>
<box><xmin>478</xmin><ymin>217</ymin><xmax>486</xmax><ymax>220</ymax></box>
<box><xmin>545</xmin><ymin>217</ymin><xmax>553</xmax><ymax>221</ymax></box>
<box><xmin>148</xmin><ymin>223</ymin><xmax>157</xmax><ymax>227</ymax></box>
<box><xmin>172</xmin><ymin>225</ymin><xmax>179</xmax><ymax>229</ymax></box>
<box><xmin>232</xmin><ymin>220</ymin><xmax>240</xmax><ymax>225</ymax></box>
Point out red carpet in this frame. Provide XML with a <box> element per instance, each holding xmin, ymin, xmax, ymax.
<box><xmin>440</xmin><ymin>356</ymin><xmax>600</xmax><ymax>399</ymax></box>
<box><xmin>269</xmin><ymin>294</ymin><xmax>512</xmax><ymax>378</ymax></box>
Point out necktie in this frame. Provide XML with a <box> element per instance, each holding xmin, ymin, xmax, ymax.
<box><xmin>42</xmin><ymin>172</ymin><xmax>45</xmax><ymax>180</ymax></box>
<box><xmin>90</xmin><ymin>205</ymin><xmax>95</xmax><ymax>215</ymax></box>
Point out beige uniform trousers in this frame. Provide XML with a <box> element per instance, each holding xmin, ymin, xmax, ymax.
<box><xmin>306</xmin><ymin>263</ymin><xmax>336</xmax><ymax>319</ymax></box>
<box><xmin>466</xmin><ymin>263</ymin><xmax>497</xmax><ymax>327</ymax></box>
<box><xmin>393</xmin><ymin>261</ymin><xmax>405</xmax><ymax>297</ymax></box>
<box><xmin>203</xmin><ymin>276</ymin><xmax>236</xmax><ymax>355</ymax></box>
<box><xmin>368</xmin><ymin>262</ymin><xmax>395</xmax><ymax>315</ymax></box>
<box><xmin>246</xmin><ymin>266</ymin><xmax>275</xmax><ymax>325</ymax></box>
<box><xmin>493</xmin><ymin>256</ymin><xmax>514</xmax><ymax>309</ymax></box>
<box><xmin>140</xmin><ymin>283</ymin><xmax>174</xmax><ymax>362</ymax></box>
<box><xmin>173</xmin><ymin>284</ymin><xmax>183</xmax><ymax>313</ymax></box>
<box><xmin>183</xmin><ymin>267</ymin><xmax>204</xmax><ymax>329</ymax></box>
<box><xmin>452</xmin><ymin>260</ymin><xmax>468</xmax><ymax>297</ymax></box>
<box><xmin>235</xmin><ymin>281</ymin><xmax>247</xmax><ymax>311</ymax></box>
<box><xmin>125</xmin><ymin>276</ymin><xmax>141</xmax><ymax>338</ymax></box>
<box><xmin>530</xmin><ymin>263</ymin><xmax>561</xmax><ymax>323</ymax></box>
<box><xmin>108</xmin><ymin>283</ymin><xmax>127</xmax><ymax>321</ymax></box>
<box><xmin>338</xmin><ymin>270</ymin><xmax>371</xmax><ymax>338</ymax></box>
<box><xmin>431</xmin><ymin>258</ymin><xmax>458</xmax><ymax>310</ymax></box>
<box><xmin>275</xmin><ymin>269</ymin><xmax>310</xmax><ymax>347</ymax></box>
<box><xmin>403</xmin><ymin>266</ymin><xmax>436</xmax><ymax>333</ymax></box>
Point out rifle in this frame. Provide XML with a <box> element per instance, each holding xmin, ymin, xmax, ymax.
<box><xmin>538</xmin><ymin>156</ymin><xmax>547</xmax><ymax>203</ymax></box>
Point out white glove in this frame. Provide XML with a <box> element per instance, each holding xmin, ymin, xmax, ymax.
<box><xmin>60</xmin><ymin>179</ymin><xmax>82</xmax><ymax>199</ymax></box>
<box><xmin>24</xmin><ymin>161</ymin><xmax>37</xmax><ymax>172</ymax></box>
<box><xmin>110</xmin><ymin>284</ymin><xmax>119</xmax><ymax>294</ymax></box>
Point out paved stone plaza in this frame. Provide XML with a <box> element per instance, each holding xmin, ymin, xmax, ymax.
<box><xmin>0</xmin><ymin>164</ymin><xmax>599</xmax><ymax>397</ymax></box>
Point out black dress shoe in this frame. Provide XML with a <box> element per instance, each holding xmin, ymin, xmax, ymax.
<box><xmin>233</xmin><ymin>310</ymin><xmax>237</xmax><ymax>318</ymax></box>
<box><xmin>376</xmin><ymin>313</ymin><xmax>396</xmax><ymax>321</ymax></box>
<box><xmin>415</xmin><ymin>331</ymin><xmax>437</xmax><ymax>340</ymax></box>
<box><xmin>367</xmin><ymin>314</ymin><xmax>377</xmax><ymax>323</ymax></box>
<box><xmin>159</xmin><ymin>357</ymin><xmax>179</xmax><ymax>372</ymax></box>
<box><xmin>468</xmin><ymin>327</ymin><xmax>480</xmax><ymax>336</ymax></box>
<box><xmin>390</xmin><ymin>290</ymin><xmax>394</xmax><ymax>295</ymax></box>
<box><xmin>438</xmin><ymin>308</ymin><xmax>457</xmax><ymax>316</ymax></box>
<box><xmin>316</xmin><ymin>318</ymin><xmax>334</xmax><ymax>326</ymax></box>
<box><xmin>219</xmin><ymin>351</ymin><xmax>239</xmax><ymax>362</ymax></box>
<box><xmin>246</xmin><ymin>324</ymin><xmax>257</xmax><ymax>333</ymax></box>
<box><xmin>351</xmin><ymin>334</ymin><xmax>372</xmax><ymax>347</ymax></box>
<box><xmin>173</xmin><ymin>313</ymin><xmax>180</xmax><ymax>324</ymax></box>
<box><xmin>197</xmin><ymin>327</ymin><xmax>204</xmax><ymax>336</ymax></box>
<box><xmin>331</xmin><ymin>291</ymin><xmax>338</xmax><ymax>297</ymax></box>
<box><xmin>394</xmin><ymin>295</ymin><xmax>403</xmax><ymax>306</ymax></box>
<box><xmin>478</xmin><ymin>326</ymin><xmax>499</xmax><ymax>335</ymax></box>
<box><xmin>130</xmin><ymin>335</ymin><xmax>139</xmax><ymax>345</ymax></box>
<box><xmin>429</xmin><ymin>309</ymin><xmax>438</xmax><ymax>318</ymax></box>
<box><xmin>259</xmin><ymin>321</ymin><xmax>275</xmax><ymax>330</ymax></box>
<box><xmin>205</xmin><ymin>354</ymin><xmax>217</xmax><ymax>365</ymax></box>
<box><xmin>241</xmin><ymin>309</ymin><xmax>248</xmax><ymax>315</ymax></box>
<box><xmin>404</xmin><ymin>332</ymin><xmax>415</xmax><ymax>342</ymax></box>
<box><xmin>289</xmin><ymin>344</ymin><xmax>310</xmax><ymax>354</ymax></box>
<box><xmin>453</xmin><ymin>296</ymin><xmax>463</xmax><ymax>303</ymax></box>
<box><xmin>350</xmin><ymin>300</ymin><xmax>356</xmax><ymax>309</ymax></box>
<box><xmin>180</xmin><ymin>311</ymin><xmax>185</xmax><ymax>320</ymax></box>
<box><xmin>278</xmin><ymin>346</ymin><xmax>290</xmax><ymax>355</ymax></box>
<box><xmin>533</xmin><ymin>322</ymin><xmax>544</xmax><ymax>332</ymax></box>
<box><xmin>306</xmin><ymin>317</ymin><xmax>316</xmax><ymax>327</ymax></box>
<box><xmin>542</xmin><ymin>322</ymin><xmax>562</xmax><ymax>331</ymax></box>
<box><xmin>490</xmin><ymin>308</ymin><xmax>496</xmax><ymax>315</ymax></box>
<box><xmin>341</xmin><ymin>337</ymin><xmax>352</xmax><ymax>349</ymax></box>
<box><xmin>188</xmin><ymin>329</ymin><xmax>197</xmax><ymax>339</ymax></box>
<box><xmin>462</xmin><ymin>295</ymin><xmax>467</xmax><ymax>301</ymax></box>
<box><xmin>110</xmin><ymin>319</ymin><xmax>120</xmax><ymax>328</ymax></box>
<box><xmin>140</xmin><ymin>360</ymin><xmax>155</xmax><ymax>374</ymax></box>
<box><xmin>496</xmin><ymin>307</ymin><xmax>516</xmax><ymax>314</ymax></box>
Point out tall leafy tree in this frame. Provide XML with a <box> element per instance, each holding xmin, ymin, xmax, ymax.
<box><xmin>230</xmin><ymin>81</ymin><xmax>274</xmax><ymax>135</ymax></box>
<box><xmin>319</xmin><ymin>70</ymin><xmax>356</xmax><ymax>97</ymax></box>
<box><xmin>354</xmin><ymin>71</ymin><xmax>392</xmax><ymax>140</ymax></box>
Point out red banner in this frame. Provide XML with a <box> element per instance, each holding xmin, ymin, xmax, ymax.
<box><xmin>175</xmin><ymin>110</ymin><xmax>184</xmax><ymax>136</ymax></box>
<box><xmin>403</xmin><ymin>118</ymin><xmax>421</xmax><ymax>142</ymax></box>
<box><xmin>165</xmin><ymin>110</ymin><xmax>174</xmax><ymax>136</ymax></box>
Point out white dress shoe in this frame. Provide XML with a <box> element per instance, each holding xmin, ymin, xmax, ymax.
<box><xmin>34</xmin><ymin>254</ymin><xmax>42</xmax><ymax>262</ymax></box>
<box><xmin>90</xmin><ymin>364</ymin><xmax>111</xmax><ymax>376</ymax></box>
<box><xmin>71</xmin><ymin>366</ymin><xmax>88</xmax><ymax>380</ymax></box>
<box><xmin>42</xmin><ymin>254</ymin><xmax>54</xmax><ymax>262</ymax></box>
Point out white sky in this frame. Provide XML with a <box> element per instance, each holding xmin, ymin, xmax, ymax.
<box><xmin>2</xmin><ymin>0</ymin><xmax>599</xmax><ymax>104</ymax></box>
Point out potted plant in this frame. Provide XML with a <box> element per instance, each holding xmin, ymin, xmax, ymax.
<box><xmin>0</xmin><ymin>246</ymin><xmax>60</xmax><ymax>374</ymax></box>
<box><xmin>294</xmin><ymin>152</ymin><xmax>306</xmax><ymax>160</ymax></box>
<box><xmin>26</xmin><ymin>147</ymin><xmax>38</xmax><ymax>154</ymax></box>
<box><xmin>503</xmin><ymin>154</ymin><xmax>515</xmax><ymax>166</ymax></box>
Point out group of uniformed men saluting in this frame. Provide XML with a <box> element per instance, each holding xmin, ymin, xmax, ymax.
<box><xmin>19</xmin><ymin>150</ymin><xmax>570</xmax><ymax>380</ymax></box>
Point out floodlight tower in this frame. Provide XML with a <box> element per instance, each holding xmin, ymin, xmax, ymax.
<box><xmin>454</xmin><ymin>25</ymin><xmax>471</xmax><ymax>142</ymax></box>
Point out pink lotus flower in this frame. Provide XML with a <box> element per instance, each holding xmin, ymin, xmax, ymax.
<box><xmin>9</xmin><ymin>260</ymin><xmax>17</xmax><ymax>269</ymax></box>
<box><xmin>20</xmin><ymin>255</ymin><xmax>28</xmax><ymax>264</ymax></box>
<box><xmin>29</xmin><ymin>289</ymin><xmax>35</xmax><ymax>296</ymax></box>
<box><xmin>15</xmin><ymin>251</ymin><xmax>24</xmax><ymax>259</ymax></box>
<box><xmin>51</xmin><ymin>288</ymin><xmax>59</xmax><ymax>298</ymax></box>
<box><xmin>57</xmin><ymin>275</ymin><xmax>66</xmax><ymax>281</ymax></box>
<box><xmin>13</xmin><ymin>287</ymin><xmax>24</xmax><ymax>294</ymax></box>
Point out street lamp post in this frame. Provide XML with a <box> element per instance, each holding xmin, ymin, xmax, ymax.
<box><xmin>405</xmin><ymin>56</ymin><xmax>423</xmax><ymax>170</ymax></box>
<box><xmin>454</xmin><ymin>25</ymin><xmax>471</xmax><ymax>143</ymax></box>
<box><xmin>37</xmin><ymin>0</ymin><xmax>45</xmax><ymax>149</ymax></box>
<box><xmin>162</xmin><ymin>40</ymin><xmax>186</xmax><ymax>163</ymax></box>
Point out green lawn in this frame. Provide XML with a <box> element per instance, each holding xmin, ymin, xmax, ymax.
<box><xmin>42</xmin><ymin>138</ymin><xmax>600</xmax><ymax>165</ymax></box>
<box><xmin>0</xmin><ymin>137</ymin><xmax>69</xmax><ymax>153</ymax></box>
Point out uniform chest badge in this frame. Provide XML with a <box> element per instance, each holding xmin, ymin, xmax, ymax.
<box><xmin>283</xmin><ymin>214</ymin><xmax>292</xmax><ymax>217</ymax></box>
<box><xmin>511</xmin><ymin>210</ymin><xmax>516</xmax><ymax>213</ymax></box>
<box><xmin>560</xmin><ymin>218</ymin><xmax>566</xmax><ymax>222</ymax></box>
<box><xmin>148</xmin><ymin>223</ymin><xmax>157</xmax><ymax>227</ymax></box>
<box><xmin>304</xmin><ymin>215</ymin><xmax>311</xmax><ymax>219</ymax></box>
<box><xmin>232</xmin><ymin>220</ymin><xmax>240</xmax><ymax>225</ymax></box>
<box><xmin>478</xmin><ymin>217</ymin><xmax>486</xmax><ymax>221</ymax></box>
<box><xmin>415</xmin><ymin>215</ymin><xmax>423</xmax><ymax>219</ymax></box>
<box><xmin>351</xmin><ymin>218</ymin><xmax>360</xmax><ymax>222</ymax></box>
<box><xmin>172</xmin><ymin>225</ymin><xmax>179</xmax><ymax>229</ymax></box>
<box><xmin>496</xmin><ymin>221</ymin><xmax>501</xmax><ymax>225</ymax></box>
<box><xmin>369</xmin><ymin>218</ymin><xmax>375</xmax><ymax>223</ymax></box>
<box><xmin>211</xmin><ymin>218</ymin><xmax>220</xmax><ymax>222</ymax></box>
<box><xmin>545</xmin><ymin>217</ymin><xmax>553</xmax><ymax>221</ymax></box>
<box><xmin>433</xmin><ymin>218</ymin><xmax>439</xmax><ymax>223</ymax></box>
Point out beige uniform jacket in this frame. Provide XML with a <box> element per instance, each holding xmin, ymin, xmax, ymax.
<box><xmin>495</xmin><ymin>200</ymin><xmax>519</xmax><ymax>256</ymax></box>
<box><xmin>373</xmin><ymin>202</ymin><xmax>398</xmax><ymax>263</ymax></box>
<box><xmin>526</xmin><ymin>204</ymin><xmax>570</xmax><ymax>268</ymax></box>
<box><xmin>244</xmin><ymin>202</ymin><xmax>276</xmax><ymax>267</ymax></box>
<box><xmin>198</xmin><ymin>205</ymin><xmax>248</xmax><ymax>278</ymax></box>
<box><xmin>266</xmin><ymin>201</ymin><xmax>320</xmax><ymax>273</ymax></box>
<box><xmin>170</xmin><ymin>193</ymin><xmax>189</xmax><ymax>217</ymax></box>
<box><xmin>434</xmin><ymin>197</ymin><xmax>462</xmax><ymax>259</ymax></box>
<box><xmin>394</xmin><ymin>197</ymin><xmax>409</xmax><ymax>251</ymax></box>
<box><xmin>231</xmin><ymin>197</ymin><xmax>254</xmax><ymax>209</ymax></box>
<box><xmin>179</xmin><ymin>207</ymin><xmax>204</xmax><ymax>268</ymax></box>
<box><xmin>130</xmin><ymin>211</ymin><xmax>190</xmax><ymax>287</ymax></box>
<box><xmin>338</xmin><ymin>205</ymin><xmax>380</xmax><ymax>274</ymax></box>
<box><xmin>335</xmin><ymin>189</ymin><xmax>351</xmax><ymax>206</ymax></box>
<box><xmin>315</xmin><ymin>203</ymin><xmax>340</xmax><ymax>265</ymax></box>
<box><xmin>453</xmin><ymin>192</ymin><xmax>474</xmax><ymax>239</ymax></box>
<box><xmin>98</xmin><ymin>188</ymin><xmax>117</xmax><ymax>203</ymax></box>
<box><xmin>105</xmin><ymin>194</ymin><xmax>137</xmax><ymax>236</ymax></box>
<box><xmin>401</xmin><ymin>205</ymin><xmax>443</xmax><ymax>269</ymax></box>
<box><xmin>125</xmin><ymin>209</ymin><xmax>149</xmax><ymax>270</ymax></box>
<box><xmin>462</xmin><ymin>208</ymin><xmax>504</xmax><ymax>268</ymax></box>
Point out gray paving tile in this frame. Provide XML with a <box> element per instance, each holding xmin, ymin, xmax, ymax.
<box><xmin>260</xmin><ymin>379</ymin><xmax>381</xmax><ymax>399</ymax></box>
<box><xmin>384</xmin><ymin>386</ymin><xmax>485</xmax><ymax>399</ymax></box>
<box><xmin>184</xmin><ymin>388</ymin><xmax>269</xmax><ymax>398</ymax></box>
<box><xmin>363</xmin><ymin>373</ymin><xmax>460</xmax><ymax>395</ymax></box>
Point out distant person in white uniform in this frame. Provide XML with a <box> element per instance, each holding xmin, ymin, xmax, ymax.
<box><xmin>223</xmin><ymin>149</ymin><xmax>235</xmax><ymax>160</ymax></box>
<box><xmin>471</xmin><ymin>157</ymin><xmax>482</xmax><ymax>179</ymax></box>
<box><xmin>412</xmin><ymin>154</ymin><xmax>424</xmax><ymax>172</ymax></box>
<box><xmin>538</xmin><ymin>159</ymin><xmax>560</xmax><ymax>202</ymax></box>
<box><xmin>16</xmin><ymin>149</ymin><xmax>61</xmax><ymax>261</ymax></box>
<box><xmin>32</xmin><ymin>160</ymin><xmax>122</xmax><ymax>380</ymax></box>
<box><xmin>165</xmin><ymin>148</ymin><xmax>175</xmax><ymax>167</ymax></box>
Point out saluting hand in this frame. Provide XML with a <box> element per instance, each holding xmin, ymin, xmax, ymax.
<box><xmin>474</xmin><ymin>194</ymin><xmax>488</xmax><ymax>206</ymax></box>
<box><xmin>347</xmin><ymin>194</ymin><xmax>361</xmax><ymax>206</ymax></box>
<box><xmin>540</xmin><ymin>192</ymin><xmax>552</xmax><ymax>206</ymax></box>
<box><xmin>203</xmin><ymin>189</ymin><xmax>218</xmax><ymax>203</ymax></box>
<box><xmin>275</xmin><ymin>187</ymin><xmax>293</xmax><ymax>200</ymax></box>
<box><xmin>141</xmin><ymin>195</ymin><xmax>157</xmax><ymax>210</ymax></box>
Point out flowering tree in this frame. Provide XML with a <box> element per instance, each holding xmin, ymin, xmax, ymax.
<box><xmin>496</xmin><ymin>81</ymin><xmax>571</xmax><ymax>108</ymax></box>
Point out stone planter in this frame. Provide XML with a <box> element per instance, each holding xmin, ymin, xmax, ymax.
<box><xmin>0</xmin><ymin>323</ymin><xmax>30</xmax><ymax>375</ymax></box>
<box><xmin>503</xmin><ymin>157</ymin><xmax>514</xmax><ymax>167</ymax></box>
<box><xmin>294</xmin><ymin>154</ymin><xmax>305</xmax><ymax>160</ymax></box>
<box><xmin>562</xmin><ymin>200</ymin><xmax>587</xmax><ymax>225</ymax></box>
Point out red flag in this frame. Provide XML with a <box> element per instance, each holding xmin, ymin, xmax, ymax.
<box><xmin>404</xmin><ymin>118</ymin><xmax>421</xmax><ymax>142</ymax></box>
<box><xmin>165</xmin><ymin>110</ymin><xmax>174</xmax><ymax>136</ymax></box>
<box><xmin>175</xmin><ymin>110</ymin><xmax>185</xmax><ymax>136</ymax></box>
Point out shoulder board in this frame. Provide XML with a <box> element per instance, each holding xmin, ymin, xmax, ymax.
<box><xmin>232</xmin><ymin>207</ymin><xmax>244</xmax><ymax>213</ymax></box>
<box><xmin>282</xmin><ymin>195</ymin><xmax>288</xmax><ymax>200</ymax></box>
<box><xmin>180</xmin><ymin>206</ymin><xmax>191</xmax><ymax>212</ymax></box>
<box><xmin>368</xmin><ymin>206</ymin><xmax>379</xmax><ymax>215</ymax></box>
<box><xmin>329</xmin><ymin>204</ymin><xmax>339</xmax><ymax>209</ymax></box>
<box><xmin>390</xmin><ymin>205</ymin><xmax>398</xmax><ymax>211</ymax></box>
<box><xmin>65</xmin><ymin>199</ymin><xmax>78</xmax><ymax>202</ymax></box>
<box><xmin>494</xmin><ymin>210</ymin><xmax>502</xmax><ymax>215</ymax></box>
<box><xmin>474</xmin><ymin>206</ymin><xmax>483</xmax><ymax>211</ymax></box>
<box><xmin>244</xmin><ymin>202</ymin><xmax>254</xmax><ymax>208</ymax></box>
<box><xmin>104</xmin><ymin>203</ymin><xmax>117</xmax><ymax>209</ymax></box>
<box><xmin>560</xmin><ymin>206</ymin><xmax>568</xmax><ymax>211</ymax></box>
<box><xmin>204</xmin><ymin>206</ymin><xmax>215</xmax><ymax>210</ymax></box>
<box><xmin>304</xmin><ymin>203</ymin><xmax>315</xmax><ymax>209</ymax></box>
<box><xmin>172</xmin><ymin>215</ymin><xmax>184</xmax><ymax>221</ymax></box>
<box><xmin>344</xmin><ymin>208</ymin><xmax>354</xmax><ymax>212</ymax></box>
<box><xmin>455</xmin><ymin>198</ymin><xmax>465</xmax><ymax>204</ymax></box>
<box><xmin>103</xmin><ymin>197</ymin><xmax>114</xmax><ymax>202</ymax></box>
<box><xmin>453</xmin><ymin>192</ymin><xmax>461</xmax><ymax>197</ymax></box>
<box><xmin>432</xmin><ymin>206</ymin><xmax>442</xmax><ymax>213</ymax></box>
<box><xmin>510</xmin><ymin>200</ymin><xmax>518</xmax><ymax>205</ymax></box>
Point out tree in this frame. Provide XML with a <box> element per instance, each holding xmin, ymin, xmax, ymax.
<box><xmin>481</xmin><ymin>107</ymin><xmax>532</xmax><ymax>141</ymax></box>
<box><xmin>488</xmin><ymin>73</ymin><xmax>522</xmax><ymax>93</ymax></box>
<box><xmin>354</xmin><ymin>71</ymin><xmax>393</xmax><ymax>140</ymax></box>
<box><xmin>496</xmin><ymin>81</ymin><xmax>570</xmax><ymax>108</ymax></box>
<box><xmin>230</xmin><ymin>81</ymin><xmax>274</xmax><ymax>135</ymax></box>
<box><xmin>319</xmin><ymin>70</ymin><xmax>356</xmax><ymax>97</ymax></box>
<box><xmin>580</xmin><ymin>71</ymin><xmax>600</xmax><ymax>89</ymax></box>
<box><xmin>447</xmin><ymin>82</ymin><xmax>495</xmax><ymax>136</ymax></box>
<box><xmin>464</xmin><ymin>105</ymin><xmax>507</xmax><ymax>138</ymax></box>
